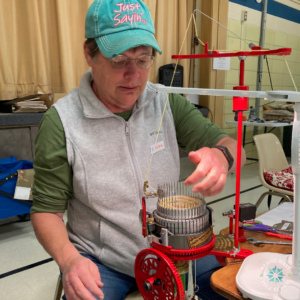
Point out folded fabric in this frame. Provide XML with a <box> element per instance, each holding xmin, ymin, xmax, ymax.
<box><xmin>263</xmin><ymin>109</ymin><xmax>294</xmax><ymax>121</ymax></box>
<box><xmin>264</xmin><ymin>165</ymin><xmax>293</xmax><ymax>192</ymax></box>
<box><xmin>269</xmin><ymin>104</ymin><xmax>294</xmax><ymax>112</ymax></box>
<box><xmin>263</xmin><ymin>109</ymin><xmax>294</xmax><ymax>116</ymax></box>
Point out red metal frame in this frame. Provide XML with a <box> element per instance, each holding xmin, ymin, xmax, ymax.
<box><xmin>150</xmin><ymin>234</ymin><xmax>252</xmax><ymax>261</ymax></box>
<box><xmin>142</xmin><ymin>197</ymin><xmax>147</xmax><ymax>237</ymax></box>
<box><xmin>229</xmin><ymin>215</ymin><xmax>234</xmax><ymax>234</ymax></box>
<box><xmin>172</xmin><ymin>42</ymin><xmax>291</xmax><ymax>59</ymax></box>
<box><xmin>135</xmin><ymin>43</ymin><xmax>292</xmax><ymax>296</ymax></box>
<box><xmin>150</xmin><ymin>234</ymin><xmax>216</xmax><ymax>261</ymax></box>
<box><xmin>135</xmin><ymin>248</ymin><xmax>185</xmax><ymax>300</ymax></box>
<box><xmin>171</xmin><ymin>43</ymin><xmax>291</xmax><ymax>251</ymax></box>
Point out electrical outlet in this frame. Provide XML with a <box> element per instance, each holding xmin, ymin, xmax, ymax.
<box><xmin>242</xmin><ymin>11</ymin><xmax>248</xmax><ymax>22</ymax></box>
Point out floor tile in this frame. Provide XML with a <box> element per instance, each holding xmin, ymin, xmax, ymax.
<box><xmin>17</xmin><ymin>260</ymin><xmax>59</xmax><ymax>299</ymax></box>
<box><xmin>0</xmin><ymin>272</ymin><xmax>39</xmax><ymax>300</ymax></box>
<box><xmin>0</xmin><ymin>220</ymin><xmax>51</xmax><ymax>274</ymax></box>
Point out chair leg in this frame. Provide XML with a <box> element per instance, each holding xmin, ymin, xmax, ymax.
<box><xmin>255</xmin><ymin>191</ymin><xmax>269</xmax><ymax>209</ymax></box>
<box><xmin>267</xmin><ymin>191</ymin><xmax>272</xmax><ymax>210</ymax></box>
<box><xmin>54</xmin><ymin>275</ymin><xmax>63</xmax><ymax>300</ymax></box>
<box><xmin>279</xmin><ymin>195</ymin><xmax>293</xmax><ymax>204</ymax></box>
<box><xmin>256</xmin><ymin>191</ymin><xmax>293</xmax><ymax>210</ymax></box>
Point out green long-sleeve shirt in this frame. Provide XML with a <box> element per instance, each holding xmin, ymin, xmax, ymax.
<box><xmin>31</xmin><ymin>93</ymin><xmax>227</xmax><ymax>214</ymax></box>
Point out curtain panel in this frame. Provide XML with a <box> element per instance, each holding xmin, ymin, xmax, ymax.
<box><xmin>0</xmin><ymin>0</ymin><xmax>195</xmax><ymax>100</ymax></box>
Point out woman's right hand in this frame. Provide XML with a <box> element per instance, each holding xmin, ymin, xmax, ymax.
<box><xmin>62</xmin><ymin>254</ymin><xmax>104</xmax><ymax>300</ymax></box>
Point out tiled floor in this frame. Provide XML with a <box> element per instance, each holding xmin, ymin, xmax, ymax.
<box><xmin>0</xmin><ymin>160</ymin><xmax>286</xmax><ymax>300</ymax></box>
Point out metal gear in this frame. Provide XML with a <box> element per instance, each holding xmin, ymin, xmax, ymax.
<box><xmin>151</xmin><ymin>234</ymin><xmax>215</xmax><ymax>261</ymax></box>
<box><xmin>135</xmin><ymin>248</ymin><xmax>185</xmax><ymax>300</ymax></box>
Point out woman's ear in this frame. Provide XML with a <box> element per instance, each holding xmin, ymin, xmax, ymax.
<box><xmin>83</xmin><ymin>43</ymin><xmax>94</xmax><ymax>67</ymax></box>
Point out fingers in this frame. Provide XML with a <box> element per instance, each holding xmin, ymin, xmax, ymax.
<box><xmin>188</xmin><ymin>151</ymin><xmax>201</xmax><ymax>164</ymax></box>
<box><xmin>193</xmin><ymin>171</ymin><xmax>227</xmax><ymax>197</ymax></box>
<box><xmin>82</xmin><ymin>264</ymin><xmax>104</xmax><ymax>299</ymax></box>
<box><xmin>65</xmin><ymin>284</ymin><xmax>81</xmax><ymax>300</ymax></box>
<box><xmin>185</xmin><ymin>161</ymin><xmax>210</xmax><ymax>187</ymax></box>
<box><xmin>63</xmin><ymin>258</ymin><xmax>104</xmax><ymax>300</ymax></box>
<box><xmin>89</xmin><ymin>262</ymin><xmax>104</xmax><ymax>288</ymax></box>
<box><xmin>185</xmin><ymin>150</ymin><xmax>211</xmax><ymax>186</ymax></box>
<box><xmin>71</xmin><ymin>275</ymin><xmax>104</xmax><ymax>300</ymax></box>
<box><xmin>64</xmin><ymin>275</ymin><xmax>84</xmax><ymax>300</ymax></box>
<box><xmin>65</xmin><ymin>276</ymin><xmax>104</xmax><ymax>300</ymax></box>
<box><xmin>184</xmin><ymin>148</ymin><xmax>228</xmax><ymax>197</ymax></box>
<box><xmin>81</xmin><ymin>276</ymin><xmax>104</xmax><ymax>300</ymax></box>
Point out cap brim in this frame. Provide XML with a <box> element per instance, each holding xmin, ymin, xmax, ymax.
<box><xmin>95</xmin><ymin>29</ymin><xmax>162</xmax><ymax>58</ymax></box>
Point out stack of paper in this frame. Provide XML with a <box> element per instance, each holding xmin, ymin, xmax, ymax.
<box><xmin>13</xmin><ymin>97</ymin><xmax>48</xmax><ymax>113</ymax></box>
<box><xmin>256</xmin><ymin>202</ymin><xmax>293</xmax><ymax>227</ymax></box>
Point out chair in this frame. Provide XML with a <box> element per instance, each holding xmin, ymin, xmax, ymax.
<box><xmin>54</xmin><ymin>275</ymin><xmax>143</xmax><ymax>300</ymax></box>
<box><xmin>253</xmin><ymin>133</ymin><xmax>293</xmax><ymax>209</ymax></box>
<box><xmin>54</xmin><ymin>275</ymin><xmax>63</xmax><ymax>300</ymax></box>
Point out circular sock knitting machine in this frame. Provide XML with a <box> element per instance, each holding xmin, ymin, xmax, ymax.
<box><xmin>135</xmin><ymin>182</ymin><xmax>218</xmax><ymax>300</ymax></box>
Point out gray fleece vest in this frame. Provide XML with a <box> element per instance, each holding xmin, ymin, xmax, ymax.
<box><xmin>54</xmin><ymin>70</ymin><xmax>180</xmax><ymax>277</ymax></box>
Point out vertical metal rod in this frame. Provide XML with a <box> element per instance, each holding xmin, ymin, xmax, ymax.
<box><xmin>234</xmin><ymin>111</ymin><xmax>243</xmax><ymax>249</ymax></box>
<box><xmin>254</xmin><ymin>0</ymin><xmax>268</xmax><ymax>136</ymax></box>
<box><xmin>179</xmin><ymin>202</ymin><xmax>181</xmax><ymax>222</ymax></box>
<box><xmin>181</xmin><ymin>181</ymin><xmax>182</xmax><ymax>196</ymax></box>
<box><xmin>193</xmin><ymin>216</ymin><xmax>195</xmax><ymax>233</ymax></box>
<box><xmin>292</xmin><ymin>103</ymin><xmax>300</xmax><ymax>271</ymax></box>
<box><xmin>229</xmin><ymin>216</ymin><xmax>234</xmax><ymax>235</ymax></box>
<box><xmin>172</xmin><ymin>183</ymin><xmax>174</xmax><ymax>209</ymax></box>
<box><xmin>239</xmin><ymin>59</ymin><xmax>245</xmax><ymax>86</ymax></box>
<box><xmin>194</xmin><ymin>260</ymin><xmax>197</xmax><ymax>290</ymax></box>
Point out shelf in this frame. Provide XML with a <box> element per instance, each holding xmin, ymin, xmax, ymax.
<box><xmin>0</xmin><ymin>113</ymin><xmax>45</xmax><ymax>128</ymax></box>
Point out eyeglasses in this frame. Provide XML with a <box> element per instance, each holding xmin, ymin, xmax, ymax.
<box><xmin>102</xmin><ymin>54</ymin><xmax>155</xmax><ymax>69</ymax></box>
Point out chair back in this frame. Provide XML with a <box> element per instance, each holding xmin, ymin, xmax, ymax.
<box><xmin>253</xmin><ymin>133</ymin><xmax>289</xmax><ymax>188</ymax></box>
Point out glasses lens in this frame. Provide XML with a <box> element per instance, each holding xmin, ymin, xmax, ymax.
<box><xmin>109</xmin><ymin>55</ymin><xmax>154</xmax><ymax>69</ymax></box>
<box><xmin>136</xmin><ymin>55</ymin><xmax>154</xmax><ymax>69</ymax></box>
<box><xmin>110</xmin><ymin>55</ymin><xmax>127</xmax><ymax>69</ymax></box>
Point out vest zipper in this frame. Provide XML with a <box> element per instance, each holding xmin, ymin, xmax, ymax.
<box><xmin>125</xmin><ymin>122</ymin><xmax>143</xmax><ymax>202</ymax></box>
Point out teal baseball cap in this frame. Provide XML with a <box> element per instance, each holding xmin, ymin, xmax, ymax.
<box><xmin>85</xmin><ymin>0</ymin><xmax>162</xmax><ymax>58</ymax></box>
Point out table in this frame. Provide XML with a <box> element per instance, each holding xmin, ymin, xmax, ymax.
<box><xmin>210</xmin><ymin>227</ymin><xmax>292</xmax><ymax>300</ymax></box>
<box><xmin>226</xmin><ymin>121</ymin><xmax>293</xmax><ymax>161</ymax></box>
<box><xmin>0</xmin><ymin>112</ymin><xmax>44</xmax><ymax>129</ymax></box>
<box><xmin>0</xmin><ymin>112</ymin><xmax>43</xmax><ymax>159</ymax></box>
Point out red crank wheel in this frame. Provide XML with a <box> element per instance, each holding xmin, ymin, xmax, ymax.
<box><xmin>135</xmin><ymin>248</ymin><xmax>184</xmax><ymax>300</ymax></box>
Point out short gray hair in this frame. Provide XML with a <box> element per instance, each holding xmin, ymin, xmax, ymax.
<box><xmin>84</xmin><ymin>38</ymin><xmax>157</xmax><ymax>61</ymax></box>
<box><xmin>85</xmin><ymin>38</ymin><xmax>100</xmax><ymax>61</ymax></box>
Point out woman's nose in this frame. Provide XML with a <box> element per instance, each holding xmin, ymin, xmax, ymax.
<box><xmin>124</xmin><ymin>60</ymin><xmax>140</xmax><ymax>78</ymax></box>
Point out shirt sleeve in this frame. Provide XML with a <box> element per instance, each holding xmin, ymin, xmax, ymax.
<box><xmin>31</xmin><ymin>106</ymin><xmax>73</xmax><ymax>214</ymax></box>
<box><xmin>169</xmin><ymin>93</ymin><xmax>228</xmax><ymax>152</ymax></box>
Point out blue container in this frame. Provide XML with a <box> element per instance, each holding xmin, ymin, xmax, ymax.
<box><xmin>0</xmin><ymin>156</ymin><xmax>33</xmax><ymax>220</ymax></box>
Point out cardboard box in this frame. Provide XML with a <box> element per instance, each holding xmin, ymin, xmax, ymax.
<box><xmin>14</xmin><ymin>169</ymin><xmax>35</xmax><ymax>201</ymax></box>
<box><xmin>40</xmin><ymin>93</ymin><xmax>67</xmax><ymax>109</ymax></box>
<box><xmin>53</xmin><ymin>93</ymin><xmax>68</xmax><ymax>104</ymax></box>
